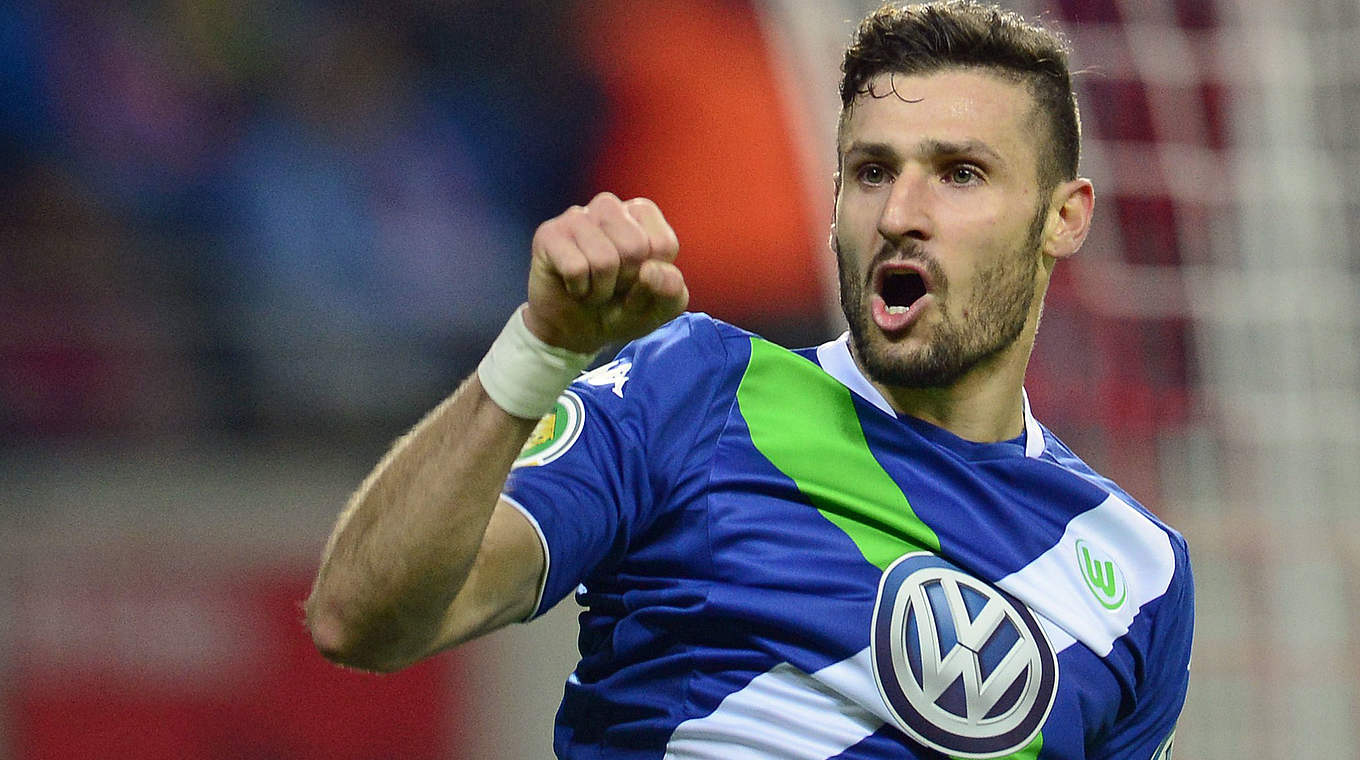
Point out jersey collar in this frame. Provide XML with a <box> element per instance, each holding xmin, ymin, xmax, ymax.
<box><xmin>814</xmin><ymin>332</ymin><xmax>1046</xmax><ymax>459</ymax></box>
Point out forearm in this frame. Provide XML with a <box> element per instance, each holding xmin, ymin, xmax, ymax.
<box><xmin>305</xmin><ymin>373</ymin><xmax>537</xmax><ymax>671</ymax></box>
<box><xmin>305</xmin><ymin>192</ymin><xmax>686</xmax><ymax>672</ymax></box>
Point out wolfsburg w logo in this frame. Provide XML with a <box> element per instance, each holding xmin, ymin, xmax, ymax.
<box><xmin>871</xmin><ymin>553</ymin><xmax>1058</xmax><ymax>758</ymax></box>
<box><xmin>1076</xmin><ymin>540</ymin><xmax>1127</xmax><ymax>611</ymax></box>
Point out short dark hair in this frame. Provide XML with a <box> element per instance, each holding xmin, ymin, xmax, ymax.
<box><xmin>839</xmin><ymin>1</ymin><xmax>1080</xmax><ymax>188</ymax></box>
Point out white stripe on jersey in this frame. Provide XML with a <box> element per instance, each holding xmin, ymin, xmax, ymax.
<box><xmin>661</xmin><ymin>494</ymin><xmax>1176</xmax><ymax>757</ymax></box>
<box><xmin>663</xmin><ymin>653</ymin><xmax>885</xmax><ymax>759</ymax></box>
<box><xmin>996</xmin><ymin>493</ymin><xmax>1176</xmax><ymax>658</ymax></box>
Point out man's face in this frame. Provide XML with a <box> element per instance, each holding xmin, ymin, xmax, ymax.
<box><xmin>833</xmin><ymin>68</ymin><xmax>1054</xmax><ymax>389</ymax></box>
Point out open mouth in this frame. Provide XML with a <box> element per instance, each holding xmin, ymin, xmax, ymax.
<box><xmin>879</xmin><ymin>270</ymin><xmax>927</xmax><ymax>314</ymax></box>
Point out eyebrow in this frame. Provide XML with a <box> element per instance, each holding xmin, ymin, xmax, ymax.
<box><xmin>843</xmin><ymin>138</ymin><xmax>1006</xmax><ymax>168</ymax></box>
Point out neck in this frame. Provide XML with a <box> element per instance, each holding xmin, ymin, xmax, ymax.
<box><xmin>851</xmin><ymin>333</ymin><xmax>1033</xmax><ymax>443</ymax></box>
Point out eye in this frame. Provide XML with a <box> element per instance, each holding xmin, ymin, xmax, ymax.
<box><xmin>945</xmin><ymin>165</ymin><xmax>983</xmax><ymax>185</ymax></box>
<box><xmin>857</xmin><ymin>164</ymin><xmax>891</xmax><ymax>187</ymax></box>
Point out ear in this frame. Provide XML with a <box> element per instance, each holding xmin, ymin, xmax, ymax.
<box><xmin>1043</xmin><ymin>178</ymin><xmax>1094</xmax><ymax>261</ymax></box>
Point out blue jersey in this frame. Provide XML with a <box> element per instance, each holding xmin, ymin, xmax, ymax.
<box><xmin>504</xmin><ymin>313</ymin><xmax>1193</xmax><ymax>760</ymax></box>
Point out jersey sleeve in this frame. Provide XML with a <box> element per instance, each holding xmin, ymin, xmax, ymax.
<box><xmin>501</xmin><ymin>313</ymin><xmax>733</xmax><ymax>619</ymax></box>
<box><xmin>1093</xmin><ymin>531</ymin><xmax>1195</xmax><ymax>759</ymax></box>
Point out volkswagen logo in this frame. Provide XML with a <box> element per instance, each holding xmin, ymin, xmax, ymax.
<box><xmin>871</xmin><ymin>552</ymin><xmax>1058</xmax><ymax>758</ymax></box>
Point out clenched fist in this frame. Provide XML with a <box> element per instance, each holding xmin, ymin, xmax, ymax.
<box><xmin>522</xmin><ymin>192</ymin><xmax>689</xmax><ymax>354</ymax></box>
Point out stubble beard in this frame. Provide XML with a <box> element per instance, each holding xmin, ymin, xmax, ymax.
<box><xmin>836</xmin><ymin>204</ymin><xmax>1047</xmax><ymax>390</ymax></box>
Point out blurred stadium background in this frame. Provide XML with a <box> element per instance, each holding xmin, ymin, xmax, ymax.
<box><xmin>2</xmin><ymin>0</ymin><xmax>1357</xmax><ymax>757</ymax></box>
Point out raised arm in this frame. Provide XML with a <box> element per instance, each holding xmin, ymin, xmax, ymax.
<box><xmin>304</xmin><ymin>193</ymin><xmax>687</xmax><ymax>672</ymax></box>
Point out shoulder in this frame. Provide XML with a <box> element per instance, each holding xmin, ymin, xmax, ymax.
<box><xmin>621</xmin><ymin>311</ymin><xmax>756</xmax><ymax>361</ymax></box>
<box><xmin>1036</xmin><ymin>427</ymin><xmax>1193</xmax><ymax>602</ymax></box>
<box><xmin>558</xmin><ymin>313</ymin><xmax>762</xmax><ymax>459</ymax></box>
<box><xmin>573</xmin><ymin>312</ymin><xmax>755</xmax><ymax>398</ymax></box>
<box><xmin>1042</xmin><ymin>430</ymin><xmax>1179</xmax><ymax>533</ymax></box>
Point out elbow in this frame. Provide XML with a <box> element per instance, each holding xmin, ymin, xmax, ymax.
<box><xmin>305</xmin><ymin>606</ymin><xmax>360</xmax><ymax>665</ymax></box>
<box><xmin>304</xmin><ymin>596</ymin><xmax>419</xmax><ymax>674</ymax></box>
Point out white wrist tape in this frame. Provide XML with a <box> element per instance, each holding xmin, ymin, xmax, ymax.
<box><xmin>477</xmin><ymin>306</ymin><xmax>597</xmax><ymax>419</ymax></box>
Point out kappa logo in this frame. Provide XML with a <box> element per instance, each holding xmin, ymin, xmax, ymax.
<box><xmin>580</xmin><ymin>359</ymin><xmax>632</xmax><ymax>398</ymax></box>
<box><xmin>871</xmin><ymin>553</ymin><xmax>1058</xmax><ymax>758</ymax></box>
<box><xmin>1076</xmin><ymin>540</ymin><xmax>1127</xmax><ymax>611</ymax></box>
<box><xmin>513</xmin><ymin>390</ymin><xmax>585</xmax><ymax>468</ymax></box>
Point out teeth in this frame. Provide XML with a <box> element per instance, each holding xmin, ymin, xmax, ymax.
<box><xmin>887</xmin><ymin>305</ymin><xmax>908</xmax><ymax>315</ymax></box>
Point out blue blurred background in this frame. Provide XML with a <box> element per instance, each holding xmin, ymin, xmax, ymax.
<box><xmin>3</xmin><ymin>0</ymin><xmax>1358</xmax><ymax>757</ymax></box>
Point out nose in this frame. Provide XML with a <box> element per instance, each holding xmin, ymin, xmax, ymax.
<box><xmin>877</xmin><ymin>170</ymin><xmax>932</xmax><ymax>243</ymax></box>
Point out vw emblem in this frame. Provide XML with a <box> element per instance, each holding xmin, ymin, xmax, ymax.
<box><xmin>871</xmin><ymin>553</ymin><xmax>1058</xmax><ymax>758</ymax></box>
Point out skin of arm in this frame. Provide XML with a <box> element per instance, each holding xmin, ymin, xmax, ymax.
<box><xmin>305</xmin><ymin>377</ymin><xmax>544</xmax><ymax>672</ymax></box>
<box><xmin>304</xmin><ymin>193</ymin><xmax>686</xmax><ymax>672</ymax></box>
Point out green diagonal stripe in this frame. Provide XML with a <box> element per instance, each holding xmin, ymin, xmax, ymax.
<box><xmin>736</xmin><ymin>338</ymin><xmax>940</xmax><ymax>570</ymax></box>
<box><xmin>738</xmin><ymin>338</ymin><xmax>1045</xmax><ymax>758</ymax></box>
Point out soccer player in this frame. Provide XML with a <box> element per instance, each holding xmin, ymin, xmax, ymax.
<box><xmin>306</xmin><ymin>2</ymin><xmax>1194</xmax><ymax>758</ymax></box>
